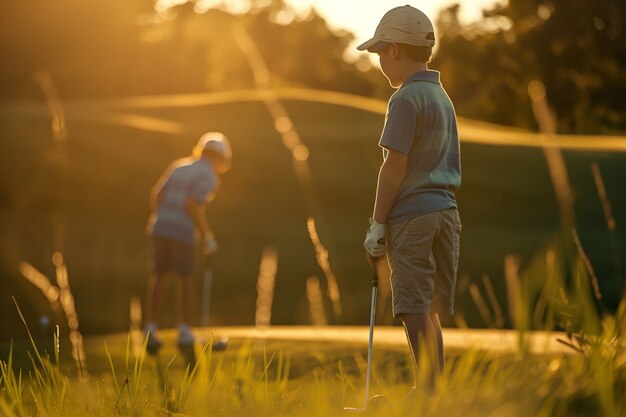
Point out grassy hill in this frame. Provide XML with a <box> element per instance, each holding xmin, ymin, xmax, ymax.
<box><xmin>1</xmin><ymin>95</ymin><xmax>625</xmax><ymax>340</ymax></box>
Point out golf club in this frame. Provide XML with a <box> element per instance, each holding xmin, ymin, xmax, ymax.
<box><xmin>200</xmin><ymin>252</ymin><xmax>230</xmax><ymax>351</ymax></box>
<box><xmin>200</xmin><ymin>253</ymin><xmax>213</xmax><ymax>328</ymax></box>
<box><xmin>343</xmin><ymin>262</ymin><xmax>391</xmax><ymax>413</ymax></box>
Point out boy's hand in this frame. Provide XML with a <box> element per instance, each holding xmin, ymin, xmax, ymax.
<box><xmin>203</xmin><ymin>237</ymin><xmax>218</xmax><ymax>256</ymax></box>
<box><xmin>364</xmin><ymin>218</ymin><xmax>386</xmax><ymax>258</ymax></box>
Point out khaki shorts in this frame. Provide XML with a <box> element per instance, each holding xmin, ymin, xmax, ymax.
<box><xmin>152</xmin><ymin>236</ymin><xmax>195</xmax><ymax>276</ymax></box>
<box><xmin>387</xmin><ymin>208</ymin><xmax>461</xmax><ymax>317</ymax></box>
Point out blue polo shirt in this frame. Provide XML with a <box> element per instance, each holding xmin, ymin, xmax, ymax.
<box><xmin>379</xmin><ymin>70</ymin><xmax>461</xmax><ymax>224</ymax></box>
<box><xmin>149</xmin><ymin>157</ymin><xmax>218</xmax><ymax>245</ymax></box>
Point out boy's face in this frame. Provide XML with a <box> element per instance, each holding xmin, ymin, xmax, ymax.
<box><xmin>206</xmin><ymin>151</ymin><xmax>229</xmax><ymax>173</ymax></box>
<box><xmin>377</xmin><ymin>43</ymin><xmax>403</xmax><ymax>89</ymax></box>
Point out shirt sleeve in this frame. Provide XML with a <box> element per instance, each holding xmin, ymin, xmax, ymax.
<box><xmin>154</xmin><ymin>163</ymin><xmax>176</xmax><ymax>196</ymax></box>
<box><xmin>190</xmin><ymin>173</ymin><xmax>216</xmax><ymax>203</ymax></box>
<box><xmin>378</xmin><ymin>97</ymin><xmax>417</xmax><ymax>155</ymax></box>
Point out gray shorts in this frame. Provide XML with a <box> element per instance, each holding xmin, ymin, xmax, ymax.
<box><xmin>387</xmin><ymin>208</ymin><xmax>461</xmax><ymax>317</ymax></box>
<box><xmin>152</xmin><ymin>236</ymin><xmax>195</xmax><ymax>276</ymax></box>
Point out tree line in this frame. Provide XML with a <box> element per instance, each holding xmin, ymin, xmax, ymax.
<box><xmin>0</xmin><ymin>0</ymin><xmax>624</xmax><ymax>134</ymax></box>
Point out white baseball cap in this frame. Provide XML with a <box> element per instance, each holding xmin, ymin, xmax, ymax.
<box><xmin>357</xmin><ymin>5</ymin><xmax>435</xmax><ymax>53</ymax></box>
<box><xmin>195</xmin><ymin>131</ymin><xmax>232</xmax><ymax>172</ymax></box>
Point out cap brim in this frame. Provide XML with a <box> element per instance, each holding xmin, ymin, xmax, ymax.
<box><xmin>357</xmin><ymin>37</ymin><xmax>383</xmax><ymax>52</ymax></box>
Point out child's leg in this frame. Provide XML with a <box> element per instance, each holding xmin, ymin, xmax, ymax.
<box><xmin>401</xmin><ymin>313</ymin><xmax>440</xmax><ymax>390</ymax></box>
<box><xmin>145</xmin><ymin>272</ymin><xmax>166</xmax><ymax>350</ymax></box>
<box><xmin>176</xmin><ymin>274</ymin><xmax>194</xmax><ymax>325</ymax></box>
<box><xmin>176</xmin><ymin>274</ymin><xmax>196</xmax><ymax>346</ymax></box>
<box><xmin>147</xmin><ymin>236</ymin><xmax>171</xmax><ymax>327</ymax></box>
<box><xmin>146</xmin><ymin>272</ymin><xmax>167</xmax><ymax>324</ymax></box>
<box><xmin>430</xmin><ymin>313</ymin><xmax>444</xmax><ymax>372</ymax></box>
<box><xmin>171</xmin><ymin>239</ymin><xmax>195</xmax><ymax>327</ymax></box>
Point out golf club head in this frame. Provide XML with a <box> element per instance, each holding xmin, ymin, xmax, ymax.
<box><xmin>368</xmin><ymin>394</ymin><xmax>393</xmax><ymax>411</ymax></box>
<box><xmin>342</xmin><ymin>406</ymin><xmax>366</xmax><ymax>413</ymax></box>
<box><xmin>343</xmin><ymin>394</ymin><xmax>393</xmax><ymax>413</ymax></box>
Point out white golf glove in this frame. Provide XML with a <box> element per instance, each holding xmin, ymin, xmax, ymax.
<box><xmin>364</xmin><ymin>218</ymin><xmax>386</xmax><ymax>258</ymax></box>
<box><xmin>203</xmin><ymin>237</ymin><xmax>218</xmax><ymax>256</ymax></box>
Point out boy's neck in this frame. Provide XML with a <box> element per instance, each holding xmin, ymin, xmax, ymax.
<box><xmin>399</xmin><ymin>61</ymin><xmax>428</xmax><ymax>81</ymax></box>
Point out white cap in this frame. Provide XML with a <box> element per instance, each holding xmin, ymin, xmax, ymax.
<box><xmin>195</xmin><ymin>131</ymin><xmax>232</xmax><ymax>172</ymax></box>
<box><xmin>357</xmin><ymin>5</ymin><xmax>435</xmax><ymax>52</ymax></box>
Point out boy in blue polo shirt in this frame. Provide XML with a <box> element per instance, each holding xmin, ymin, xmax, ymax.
<box><xmin>144</xmin><ymin>132</ymin><xmax>232</xmax><ymax>350</ymax></box>
<box><xmin>359</xmin><ymin>5</ymin><xmax>462</xmax><ymax>392</ymax></box>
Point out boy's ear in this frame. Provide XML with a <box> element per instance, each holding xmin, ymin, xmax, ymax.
<box><xmin>389</xmin><ymin>42</ymin><xmax>400</xmax><ymax>58</ymax></box>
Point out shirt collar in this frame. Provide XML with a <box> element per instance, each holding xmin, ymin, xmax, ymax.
<box><xmin>402</xmin><ymin>70</ymin><xmax>441</xmax><ymax>87</ymax></box>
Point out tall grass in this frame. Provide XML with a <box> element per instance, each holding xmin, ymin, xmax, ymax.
<box><xmin>0</xmin><ymin>343</ymin><xmax>25</xmax><ymax>417</ymax></box>
<box><xmin>2</xmin><ymin>250</ymin><xmax>625</xmax><ymax>416</ymax></box>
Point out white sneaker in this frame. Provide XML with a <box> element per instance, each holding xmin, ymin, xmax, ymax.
<box><xmin>177</xmin><ymin>324</ymin><xmax>195</xmax><ymax>347</ymax></box>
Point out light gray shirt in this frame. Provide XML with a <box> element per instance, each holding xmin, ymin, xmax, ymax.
<box><xmin>149</xmin><ymin>157</ymin><xmax>217</xmax><ymax>244</ymax></box>
<box><xmin>379</xmin><ymin>70</ymin><xmax>461</xmax><ymax>224</ymax></box>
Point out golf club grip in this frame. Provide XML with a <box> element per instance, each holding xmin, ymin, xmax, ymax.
<box><xmin>372</xmin><ymin>262</ymin><xmax>379</xmax><ymax>287</ymax></box>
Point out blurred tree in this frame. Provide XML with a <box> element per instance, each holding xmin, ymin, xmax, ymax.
<box><xmin>244</xmin><ymin>0</ymin><xmax>373</xmax><ymax>94</ymax></box>
<box><xmin>0</xmin><ymin>0</ymin><xmax>171</xmax><ymax>98</ymax></box>
<box><xmin>434</xmin><ymin>0</ymin><xmax>626</xmax><ymax>134</ymax></box>
<box><xmin>0</xmin><ymin>0</ymin><xmax>374</xmax><ymax>99</ymax></box>
<box><xmin>159</xmin><ymin>0</ymin><xmax>374</xmax><ymax>95</ymax></box>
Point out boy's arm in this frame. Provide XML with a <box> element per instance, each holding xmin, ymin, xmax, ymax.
<box><xmin>186</xmin><ymin>197</ymin><xmax>218</xmax><ymax>255</ymax></box>
<box><xmin>365</xmin><ymin>148</ymin><xmax>407</xmax><ymax>265</ymax></box>
<box><xmin>373</xmin><ymin>148</ymin><xmax>407</xmax><ymax>223</ymax></box>
<box><xmin>365</xmin><ymin>96</ymin><xmax>414</xmax><ymax>262</ymax></box>
<box><xmin>373</xmin><ymin>97</ymin><xmax>414</xmax><ymax>222</ymax></box>
<box><xmin>187</xmin><ymin>174</ymin><xmax>220</xmax><ymax>254</ymax></box>
<box><xmin>186</xmin><ymin>198</ymin><xmax>213</xmax><ymax>240</ymax></box>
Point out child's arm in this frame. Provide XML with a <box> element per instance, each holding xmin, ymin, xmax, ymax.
<box><xmin>373</xmin><ymin>148</ymin><xmax>407</xmax><ymax>223</ymax></box>
<box><xmin>186</xmin><ymin>198</ymin><xmax>213</xmax><ymax>240</ymax></box>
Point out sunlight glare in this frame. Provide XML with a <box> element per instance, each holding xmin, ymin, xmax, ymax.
<box><xmin>293</xmin><ymin>144</ymin><xmax>309</xmax><ymax>161</ymax></box>
<box><xmin>194</xmin><ymin>0</ymin><xmax>214</xmax><ymax>14</ymax></box>
<box><xmin>19</xmin><ymin>262</ymin><xmax>61</xmax><ymax>306</ymax></box>
<box><xmin>548</xmin><ymin>358</ymin><xmax>561</xmax><ymax>373</ymax></box>
<box><xmin>285</xmin><ymin>0</ymin><xmax>506</xmax><ymax>64</ymax></box>
<box><xmin>154</xmin><ymin>0</ymin><xmax>186</xmax><ymax>12</ymax></box>
<box><xmin>54</xmin><ymin>253</ymin><xmax>88</xmax><ymax>379</ymax></box>
<box><xmin>152</xmin><ymin>0</ymin><xmax>506</xmax><ymax>65</ymax></box>
<box><xmin>306</xmin><ymin>276</ymin><xmax>328</xmax><ymax>326</ymax></box>
<box><xmin>274</xmin><ymin>116</ymin><xmax>293</xmax><ymax>134</ymax></box>
<box><xmin>255</xmin><ymin>247</ymin><xmax>278</xmax><ymax>327</ymax></box>
<box><xmin>483</xmin><ymin>15</ymin><xmax>514</xmax><ymax>33</ymax></box>
<box><xmin>528</xmin><ymin>80</ymin><xmax>547</xmax><ymax>102</ymax></box>
<box><xmin>272</xmin><ymin>8</ymin><xmax>297</xmax><ymax>25</ymax></box>
<box><xmin>281</xmin><ymin>130</ymin><xmax>300</xmax><ymax>149</ymax></box>
<box><xmin>537</xmin><ymin>3</ymin><xmax>554</xmax><ymax>21</ymax></box>
<box><xmin>130</xmin><ymin>296</ymin><xmax>144</xmax><ymax>353</ymax></box>
<box><xmin>306</xmin><ymin>217</ymin><xmax>343</xmax><ymax>323</ymax></box>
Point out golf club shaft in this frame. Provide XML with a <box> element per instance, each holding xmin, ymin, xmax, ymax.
<box><xmin>364</xmin><ymin>266</ymin><xmax>379</xmax><ymax>409</ymax></box>
<box><xmin>201</xmin><ymin>255</ymin><xmax>213</xmax><ymax>327</ymax></box>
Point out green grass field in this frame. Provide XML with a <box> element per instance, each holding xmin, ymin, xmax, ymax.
<box><xmin>1</xmin><ymin>297</ymin><xmax>625</xmax><ymax>416</ymax></box>
<box><xmin>1</xmin><ymin>92</ymin><xmax>626</xmax><ymax>416</ymax></box>
<box><xmin>1</xmin><ymin>94</ymin><xmax>625</xmax><ymax>339</ymax></box>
